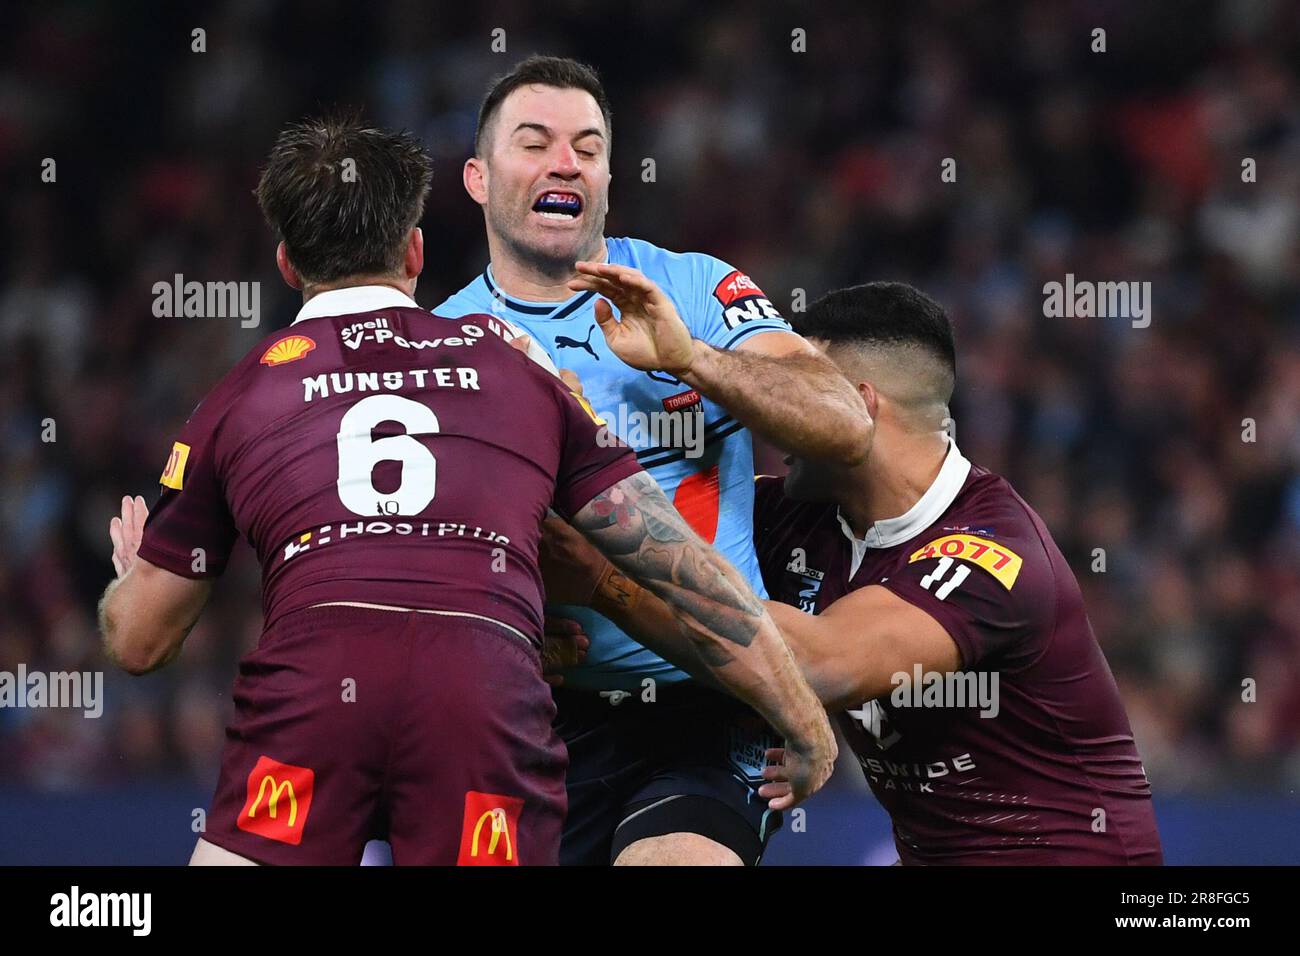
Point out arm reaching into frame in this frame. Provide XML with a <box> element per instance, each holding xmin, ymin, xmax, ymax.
<box><xmin>541</xmin><ymin>512</ymin><xmax>960</xmax><ymax>712</ymax></box>
<box><xmin>568</xmin><ymin>473</ymin><xmax>836</xmax><ymax>810</ymax></box>
<box><xmin>568</xmin><ymin>261</ymin><xmax>873</xmax><ymax>465</ymax></box>
<box><xmin>99</xmin><ymin>495</ymin><xmax>213</xmax><ymax>675</ymax></box>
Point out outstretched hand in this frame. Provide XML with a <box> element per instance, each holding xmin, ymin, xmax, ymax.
<box><xmin>568</xmin><ymin>261</ymin><xmax>695</xmax><ymax>376</ymax></box>
<box><xmin>109</xmin><ymin>495</ymin><xmax>149</xmax><ymax>578</ymax></box>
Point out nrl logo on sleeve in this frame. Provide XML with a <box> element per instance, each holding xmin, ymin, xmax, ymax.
<box><xmin>909</xmin><ymin>534</ymin><xmax>1023</xmax><ymax>589</ymax></box>
<box><xmin>713</xmin><ymin>269</ymin><xmax>784</xmax><ymax>330</ymax></box>
<box><xmin>260</xmin><ymin>334</ymin><xmax>316</xmax><ymax>367</ymax></box>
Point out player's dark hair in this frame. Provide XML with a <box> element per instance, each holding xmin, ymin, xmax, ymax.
<box><xmin>255</xmin><ymin>111</ymin><xmax>434</xmax><ymax>285</ymax></box>
<box><xmin>475</xmin><ymin>55</ymin><xmax>612</xmax><ymax>155</ymax></box>
<box><xmin>795</xmin><ymin>282</ymin><xmax>957</xmax><ymax>386</ymax></box>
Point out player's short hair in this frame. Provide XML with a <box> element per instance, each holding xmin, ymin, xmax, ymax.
<box><xmin>795</xmin><ymin>282</ymin><xmax>957</xmax><ymax>400</ymax></box>
<box><xmin>255</xmin><ymin>111</ymin><xmax>433</xmax><ymax>285</ymax></box>
<box><xmin>475</xmin><ymin>55</ymin><xmax>613</xmax><ymax>156</ymax></box>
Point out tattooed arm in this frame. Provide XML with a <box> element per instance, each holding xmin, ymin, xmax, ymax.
<box><xmin>571</xmin><ymin>472</ymin><xmax>836</xmax><ymax>809</ymax></box>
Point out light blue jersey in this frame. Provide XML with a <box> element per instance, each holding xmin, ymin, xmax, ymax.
<box><xmin>437</xmin><ymin>236</ymin><xmax>795</xmax><ymax>690</ymax></box>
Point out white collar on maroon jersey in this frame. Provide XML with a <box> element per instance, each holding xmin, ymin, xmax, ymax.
<box><xmin>290</xmin><ymin>285</ymin><xmax>420</xmax><ymax>325</ymax></box>
<box><xmin>837</xmin><ymin>439</ymin><xmax>972</xmax><ymax>572</ymax></box>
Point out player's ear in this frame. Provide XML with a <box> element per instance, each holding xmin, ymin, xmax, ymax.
<box><xmin>464</xmin><ymin>157</ymin><xmax>488</xmax><ymax>205</ymax></box>
<box><xmin>858</xmin><ymin>380</ymin><xmax>879</xmax><ymax>420</ymax></box>
<box><xmin>404</xmin><ymin>227</ymin><xmax>424</xmax><ymax>280</ymax></box>
<box><xmin>275</xmin><ymin>242</ymin><xmax>302</xmax><ymax>291</ymax></box>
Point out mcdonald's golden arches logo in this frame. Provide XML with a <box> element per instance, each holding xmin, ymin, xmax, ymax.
<box><xmin>457</xmin><ymin>791</ymin><xmax>523</xmax><ymax>866</ymax></box>
<box><xmin>237</xmin><ymin>755</ymin><xmax>315</xmax><ymax>845</ymax></box>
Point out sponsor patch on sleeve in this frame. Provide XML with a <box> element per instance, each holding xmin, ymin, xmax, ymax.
<box><xmin>159</xmin><ymin>441</ymin><xmax>191</xmax><ymax>490</ymax></box>
<box><xmin>712</xmin><ymin>269</ymin><xmax>786</xmax><ymax>331</ymax></box>
<box><xmin>908</xmin><ymin>533</ymin><xmax>1023</xmax><ymax>590</ymax></box>
<box><xmin>713</xmin><ymin>269</ymin><xmax>765</xmax><ymax>307</ymax></box>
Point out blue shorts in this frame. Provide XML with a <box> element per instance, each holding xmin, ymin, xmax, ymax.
<box><xmin>552</xmin><ymin>682</ymin><xmax>782</xmax><ymax>865</ymax></box>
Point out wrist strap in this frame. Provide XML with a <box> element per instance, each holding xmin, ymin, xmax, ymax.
<box><xmin>592</xmin><ymin>564</ymin><xmax>644</xmax><ymax>617</ymax></box>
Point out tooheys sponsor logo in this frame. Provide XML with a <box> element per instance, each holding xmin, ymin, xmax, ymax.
<box><xmin>237</xmin><ymin>755</ymin><xmax>315</xmax><ymax>845</ymax></box>
<box><xmin>712</xmin><ymin>269</ymin><xmax>785</xmax><ymax>330</ymax></box>
<box><xmin>457</xmin><ymin>790</ymin><xmax>524</xmax><ymax>866</ymax></box>
<box><xmin>662</xmin><ymin>388</ymin><xmax>701</xmax><ymax>412</ymax></box>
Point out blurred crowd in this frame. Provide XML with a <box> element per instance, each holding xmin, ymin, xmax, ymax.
<box><xmin>1</xmin><ymin>0</ymin><xmax>1298</xmax><ymax>795</ymax></box>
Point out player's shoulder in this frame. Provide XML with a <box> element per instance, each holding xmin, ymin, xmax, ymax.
<box><xmin>955</xmin><ymin>466</ymin><xmax>1055</xmax><ymax>551</ymax></box>
<box><xmin>433</xmin><ymin>272</ymin><xmax>492</xmax><ymax>316</ymax></box>
<box><xmin>609</xmin><ymin>236</ymin><xmax>737</xmax><ymax>287</ymax></box>
<box><xmin>157</xmin><ymin>323</ymin><xmax>303</xmax><ymax>440</ymax></box>
<box><xmin>912</xmin><ymin>464</ymin><xmax>1062</xmax><ymax>610</ymax></box>
<box><xmin>210</xmin><ymin>323</ymin><xmax>316</xmax><ymax>410</ymax></box>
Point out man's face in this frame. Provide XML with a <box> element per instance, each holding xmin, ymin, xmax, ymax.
<box><xmin>477</xmin><ymin>85</ymin><xmax>611</xmax><ymax>272</ymax></box>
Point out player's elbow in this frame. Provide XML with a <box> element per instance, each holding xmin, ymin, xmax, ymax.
<box><xmin>826</xmin><ymin>407</ymin><xmax>873</xmax><ymax>467</ymax></box>
<box><xmin>102</xmin><ymin>629</ymin><xmax>154</xmax><ymax>676</ymax></box>
<box><xmin>100</xmin><ymin>612</ymin><xmax>172</xmax><ymax>676</ymax></box>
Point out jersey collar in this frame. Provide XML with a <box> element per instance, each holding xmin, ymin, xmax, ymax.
<box><xmin>291</xmin><ymin>285</ymin><xmax>420</xmax><ymax>325</ymax></box>
<box><xmin>837</xmin><ymin>440</ymin><xmax>972</xmax><ymax>570</ymax></box>
<box><xmin>481</xmin><ymin>264</ymin><xmax>598</xmax><ymax>320</ymax></box>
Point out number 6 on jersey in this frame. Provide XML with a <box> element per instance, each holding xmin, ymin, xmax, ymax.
<box><xmin>336</xmin><ymin>394</ymin><xmax>439</xmax><ymax>516</ymax></box>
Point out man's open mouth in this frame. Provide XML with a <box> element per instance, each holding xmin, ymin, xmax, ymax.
<box><xmin>532</xmin><ymin>191</ymin><xmax>583</xmax><ymax>220</ymax></box>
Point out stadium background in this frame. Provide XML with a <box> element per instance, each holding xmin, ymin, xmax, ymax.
<box><xmin>2</xmin><ymin>0</ymin><xmax>1298</xmax><ymax>864</ymax></box>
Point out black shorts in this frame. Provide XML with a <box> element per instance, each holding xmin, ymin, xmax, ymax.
<box><xmin>553</xmin><ymin>682</ymin><xmax>782</xmax><ymax>866</ymax></box>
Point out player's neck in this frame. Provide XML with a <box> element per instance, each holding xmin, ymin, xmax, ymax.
<box><xmin>487</xmin><ymin>235</ymin><xmax>608</xmax><ymax>302</ymax></box>
<box><xmin>838</xmin><ymin>433</ymin><xmax>949</xmax><ymax>538</ymax></box>
<box><xmin>301</xmin><ymin>274</ymin><xmax>417</xmax><ymax>303</ymax></box>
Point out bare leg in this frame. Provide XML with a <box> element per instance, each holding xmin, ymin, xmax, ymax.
<box><xmin>614</xmin><ymin>833</ymin><xmax>744</xmax><ymax>866</ymax></box>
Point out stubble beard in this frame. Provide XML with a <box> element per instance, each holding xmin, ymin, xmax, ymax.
<box><xmin>489</xmin><ymin>195</ymin><xmax>607</xmax><ymax>285</ymax></box>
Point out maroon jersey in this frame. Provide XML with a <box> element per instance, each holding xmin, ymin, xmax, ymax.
<box><xmin>138</xmin><ymin>286</ymin><xmax>640</xmax><ymax>642</ymax></box>
<box><xmin>754</xmin><ymin>444</ymin><xmax>1162</xmax><ymax>864</ymax></box>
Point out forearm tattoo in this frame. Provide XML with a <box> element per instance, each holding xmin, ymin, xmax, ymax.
<box><xmin>575</xmin><ymin>472</ymin><xmax>763</xmax><ymax>649</ymax></box>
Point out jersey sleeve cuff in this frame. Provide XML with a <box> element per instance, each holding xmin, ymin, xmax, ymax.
<box><xmin>716</xmin><ymin>322</ymin><xmax>798</xmax><ymax>352</ymax></box>
<box><xmin>554</xmin><ymin>456</ymin><xmax>646</xmax><ymax>521</ymax></box>
<box><xmin>135</xmin><ymin>540</ymin><xmax>226</xmax><ymax>579</ymax></box>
